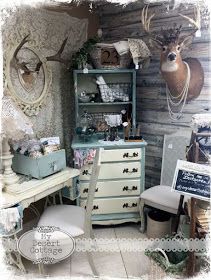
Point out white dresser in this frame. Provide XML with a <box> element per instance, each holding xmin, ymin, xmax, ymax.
<box><xmin>71</xmin><ymin>138</ymin><xmax>147</xmax><ymax>225</ymax></box>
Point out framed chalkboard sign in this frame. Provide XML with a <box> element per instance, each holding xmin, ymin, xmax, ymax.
<box><xmin>172</xmin><ymin>160</ymin><xmax>210</xmax><ymax>201</ymax></box>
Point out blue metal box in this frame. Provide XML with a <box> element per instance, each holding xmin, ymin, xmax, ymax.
<box><xmin>12</xmin><ymin>149</ymin><xmax>66</xmax><ymax>179</ymax></box>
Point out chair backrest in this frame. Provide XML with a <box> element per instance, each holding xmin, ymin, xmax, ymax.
<box><xmin>84</xmin><ymin>148</ymin><xmax>102</xmax><ymax>234</ymax></box>
<box><xmin>160</xmin><ymin>132</ymin><xmax>191</xmax><ymax>186</ymax></box>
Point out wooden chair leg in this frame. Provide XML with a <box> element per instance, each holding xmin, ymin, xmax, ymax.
<box><xmin>90</xmin><ymin>228</ymin><xmax>95</xmax><ymax>239</ymax></box>
<box><xmin>86</xmin><ymin>251</ymin><xmax>98</xmax><ymax>276</ymax></box>
<box><xmin>69</xmin><ymin>255</ymin><xmax>72</xmax><ymax>275</ymax></box>
<box><xmin>38</xmin><ymin>263</ymin><xmax>45</xmax><ymax>275</ymax></box>
<box><xmin>139</xmin><ymin>199</ymin><xmax>146</xmax><ymax>233</ymax></box>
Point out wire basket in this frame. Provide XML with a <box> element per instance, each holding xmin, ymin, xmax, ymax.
<box><xmin>97</xmin><ymin>83</ymin><xmax>131</xmax><ymax>103</ymax></box>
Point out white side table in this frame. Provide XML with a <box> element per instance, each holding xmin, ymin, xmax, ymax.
<box><xmin>0</xmin><ymin>167</ymin><xmax>80</xmax><ymax>271</ymax></box>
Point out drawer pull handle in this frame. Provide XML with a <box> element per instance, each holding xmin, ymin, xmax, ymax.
<box><xmin>123</xmin><ymin>152</ymin><xmax>139</xmax><ymax>158</ymax></box>
<box><xmin>83</xmin><ymin>188</ymin><xmax>99</xmax><ymax>193</ymax></box>
<box><xmin>123</xmin><ymin>168</ymin><xmax>138</xmax><ymax>174</ymax></box>
<box><xmin>82</xmin><ymin>170</ymin><xmax>91</xmax><ymax>176</ymax></box>
<box><xmin>123</xmin><ymin>186</ymin><xmax>138</xmax><ymax>191</ymax></box>
<box><xmin>85</xmin><ymin>205</ymin><xmax>99</xmax><ymax>210</ymax></box>
<box><xmin>122</xmin><ymin>203</ymin><xmax>137</xmax><ymax>208</ymax></box>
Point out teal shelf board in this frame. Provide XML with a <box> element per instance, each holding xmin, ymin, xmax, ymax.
<box><xmin>72</xmin><ymin>135</ymin><xmax>147</xmax><ymax>149</ymax></box>
<box><xmin>78</xmin><ymin>102</ymin><xmax>132</xmax><ymax>106</ymax></box>
<box><xmin>74</xmin><ymin>69</ymin><xmax>136</xmax><ymax>74</ymax></box>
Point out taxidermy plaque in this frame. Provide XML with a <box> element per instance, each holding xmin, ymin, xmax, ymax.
<box><xmin>6</xmin><ymin>38</ymin><xmax>51</xmax><ymax>117</ymax></box>
<box><xmin>11</xmin><ymin>47</ymin><xmax>45</xmax><ymax>99</ymax></box>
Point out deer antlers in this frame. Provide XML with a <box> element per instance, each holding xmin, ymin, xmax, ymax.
<box><xmin>179</xmin><ymin>5</ymin><xmax>201</xmax><ymax>31</ymax></box>
<box><xmin>35</xmin><ymin>37</ymin><xmax>70</xmax><ymax>72</ymax></box>
<box><xmin>141</xmin><ymin>4</ymin><xmax>201</xmax><ymax>46</ymax></box>
<box><xmin>141</xmin><ymin>5</ymin><xmax>155</xmax><ymax>34</ymax></box>
<box><xmin>141</xmin><ymin>5</ymin><xmax>164</xmax><ymax>45</ymax></box>
<box><xmin>11</xmin><ymin>34</ymin><xmax>31</xmax><ymax>73</ymax></box>
<box><xmin>11</xmin><ymin>34</ymin><xmax>70</xmax><ymax>74</ymax></box>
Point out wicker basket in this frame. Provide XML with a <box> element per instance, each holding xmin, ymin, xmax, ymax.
<box><xmin>145</xmin><ymin>234</ymin><xmax>188</xmax><ymax>275</ymax></box>
<box><xmin>147</xmin><ymin>210</ymin><xmax>171</xmax><ymax>239</ymax></box>
<box><xmin>90</xmin><ymin>44</ymin><xmax>132</xmax><ymax>69</ymax></box>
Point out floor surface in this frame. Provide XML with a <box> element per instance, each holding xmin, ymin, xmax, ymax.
<box><xmin>18</xmin><ymin>223</ymin><xmax>167</xmax><ymax>279</ymax></box>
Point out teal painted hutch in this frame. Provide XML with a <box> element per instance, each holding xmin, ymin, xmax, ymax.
<box><xmin>71</xmin><ymin>69</ymin><xmax>147</xmax><ymax>225</ymax></box>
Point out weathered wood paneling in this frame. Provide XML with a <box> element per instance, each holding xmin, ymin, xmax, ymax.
<box><xmin>98</xmin><ymin>1</ymin><xmax>211</xmax><ymax>188</ymax></box>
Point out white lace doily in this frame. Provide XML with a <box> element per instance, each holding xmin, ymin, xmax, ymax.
<box><xmin>104</xmin><ymin>114</ymin><xmax>122</xmax><ymax>127</ymax></box>
<box><xmin>1</xmin><ymin>95</ymin><xmax>34</xmax><ymax>139</ymax></box>
<box><xmin>191</xmin><ymin>114</ymin><xmax>211</xmax><ymax>130</ymax></box>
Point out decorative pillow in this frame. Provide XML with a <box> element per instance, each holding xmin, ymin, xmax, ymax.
<box><xmin>128</xmin><ymin>39</ymin><xmax>151</xmax><ymax>67</ymax></box>
<box><xmin>113</xmin><ymin>41</ymin><xmax>129</xmax><ymax>56</ymax></box>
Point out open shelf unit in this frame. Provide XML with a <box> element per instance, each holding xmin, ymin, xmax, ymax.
<box><xmin>73</xmin><ymin>69</ymin><xmax>136</xmax><ymax>131</ymax></box>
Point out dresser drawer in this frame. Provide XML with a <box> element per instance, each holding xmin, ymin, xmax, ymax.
<box><xmin>80</xmin><ymin>179</ymin><xmax>141</xmax><ymax>198</ymax></box>
<box><xmin>80</xmin><ymin>197</ymin><xmax>139</xmax><ymax>214</ymax></box>
<box><xmin>80</xmin><ymin>161</ymin><xmax>141</xmax><ymax>180</ymax></box>
<box><xmin>101</xmin><ymin>148</ymin><xmax>141</xmax><ymax>162</ymax></box>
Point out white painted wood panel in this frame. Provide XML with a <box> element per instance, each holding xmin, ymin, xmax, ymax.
<box><xmin>80</xmin><ymin>161</ymin><xmax>141</xmax><ymax>180</ymax></box>
<box><xmin>80</xmin><ymin>179</ymin><xmax>141</xmax><ymax>198</ymax></box>
<box><xmin>80</xmin><ymin>197</ymin><xmax>139</xmax><ymax>214</ymax></box>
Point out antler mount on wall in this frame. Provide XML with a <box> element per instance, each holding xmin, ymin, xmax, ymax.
<box><xmin>5</xmin><ymin>34</ymin><xmax>70</xmax><ymax>116</ymax></box>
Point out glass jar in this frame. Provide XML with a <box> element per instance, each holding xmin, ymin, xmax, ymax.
<box><xmin>78</xmin><ymin>111</ymin><xmax>93</xmax><ymax>132</ymax></box>
<box><xmin>76</xmin><ymin>111</ymin><xmax>95</xmax><ymax>142</ymax></box>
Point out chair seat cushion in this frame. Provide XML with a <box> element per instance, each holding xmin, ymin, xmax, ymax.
<box><xmin>140</xmin><ymin>185</ymin><xmax>181</xmax><ymax>213</ymax></box>
<box><xmin>37</xmin><ymin>205</ymin><xmax>85</xmax><ymax>237</ymax></box>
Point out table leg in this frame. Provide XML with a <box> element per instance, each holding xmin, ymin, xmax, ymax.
<box><xmin>139</xmin><ymin>199</ymin><xmax>145</xmax><ymax>233</ymax></box>
<box><xmin>187</xmin><ymin>197</ymin><xmax>196</xmax><ymax>277</ymax></box>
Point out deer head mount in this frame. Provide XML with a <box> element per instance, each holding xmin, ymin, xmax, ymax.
<box><xmin>10</xmin><ymin>34</ymin><xmax>70</xmax><ymax>91</ymax></box>
<box><xmin>141</xmin><ymin>5</ymin><xmax>204</xmax><ymax>119</ymax></box>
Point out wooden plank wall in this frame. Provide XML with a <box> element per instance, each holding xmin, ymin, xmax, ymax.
<box><xmin>97</xmin><ymin>1</ymin><xmax>211</xmax><ymax>188</ymax></box>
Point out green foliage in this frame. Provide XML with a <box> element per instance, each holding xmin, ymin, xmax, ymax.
<box><xmin>72</xmin><ymin>37</ymin><xmax>99</xmax><ymax>69</ymax></box>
